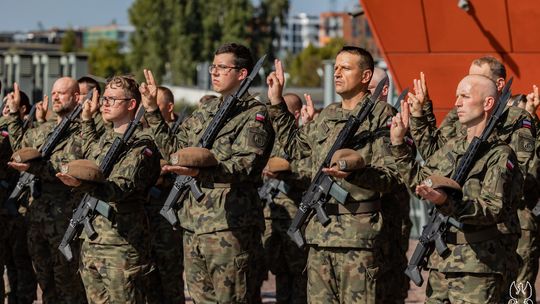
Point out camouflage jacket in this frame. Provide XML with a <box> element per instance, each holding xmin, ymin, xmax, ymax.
<box><xmin>268</xmin><ymin>94</ymin><xmax>400</xmax><ymax>248</ymax></box>
<box><xmin>392</xmin><ymin>135</ymin><xmax>522</xmax><ymax>274</ymax></box>
<box><xmin>77</xmin><ymin>120</ymin><xmax>161</xmax><ymax>245</ymax></box>
<box><xmin>410</xmin><ymin>106</ymin><xmax>535</xmax><ymax>231</ymax></box>
<box><xmin>6</xmin><ymin>113</ymin><xmax>84</xmax><ymax>222</ymax></box>
<box><xmin>145</xmin><ymin>94</ymin><xmax>274</xmax><ymax>234</ymax></box>
<box><xmin>0</xmin><ymin>116</ymin><xmax>17</xmax><ymax>206</ymax></box>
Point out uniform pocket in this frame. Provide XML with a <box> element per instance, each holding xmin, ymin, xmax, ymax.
<box><xmin>234</xmin><ymin>251</ymin><xmax>249</xmax><ymax>303</ymax></box>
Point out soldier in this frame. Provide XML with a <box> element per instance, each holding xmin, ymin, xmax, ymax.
<box><xmin>369</xmin><ymin>68</ymin><xmax>413</xmax><ymax>303</ymax></box>
<box><xmin>6</xmin><ymin>78</ymin><xmax>87</xmax><ymax>304</ymax></box>
<box><xmin>267</xmin><ymin>46</ymin><xmax>400</xmax><ymax>303</ymax></box>
<box><xmin>261</xmin><ymin>93</ymin><xmax>310</xmax><ymax>303</ymax></box>
<box><xmin>143</xmin><ymin>86</ymin><xmax>185</xmax><ymax>304</ymax></box>
<box><xmin>390</xmin><ymin>74</ymin><xmax>522</xmax><ymax>303</ymax></box>
<box><xmin>142</xmin><ymin>43</ymin><xmax>274</xmax><ymax>303</ymax></box>
<box><xmin>56</xmin><ymin>74</ymin><xmax>161</xmax><ymax>303</ymax></box>
<box><xmin>0</xmin><ymin>88</ymin><xmax>37</xmax><ymax>304</ymax></box>
<box><xmin>408</xmin><ymin>57</ymin><xmax>536</xmax><ymax>300</ymax></box>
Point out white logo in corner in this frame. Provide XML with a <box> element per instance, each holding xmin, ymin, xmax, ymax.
<box><xmin>508</xmin><ymin>281</ymin><xmax>533</xmax><ymax>304</ymax></box>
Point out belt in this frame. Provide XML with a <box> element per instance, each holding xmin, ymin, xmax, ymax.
<box><xmin>200</xmin><ymin>181</ymin><xmax>234</xmax><ymax>189</ymax></box>
<box><xmin>325</xmin><ymin>200</ymin><xmax>381</xmax><ymax>215</ymax></box>
<box><xmin>445</xmin><ymin>226</ymin><xmax>500</xmax><ymax>244</ymax></box>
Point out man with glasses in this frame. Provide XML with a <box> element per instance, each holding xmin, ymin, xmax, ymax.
<box><xmin>56</xmin><ymin>74</ymin><xmax>161</xmax><ymax>303</ymax></box>
<box><xmin>142</xmin><ymin>42</ymin><xmax>274</xmax><ymax>303</ymax></box>
<box><xmin>6</xmin><ymin>77</ymin><xmax>87</xmax><ymax>303</ymax></box>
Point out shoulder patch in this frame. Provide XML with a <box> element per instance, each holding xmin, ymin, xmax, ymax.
<box><xmin>506</xmin><ymin>159</ymin><xmax>515</xmax><ymax>170</ymax></box>
<box><xmin>142</xmin><ymin>147</ymin><xmax>154</xmax><ymax>158</ymax></box>
<box><xmin>247</xmin><ymin>127</ymin><xmax>268</xmax><ymax>150</ymax></box>
<box><xmin>1</xmin><ymin>130</ymin><xmax>8</xmax><ymax>138</ymax></box>
<box><xmin>255</xmin><ymin>112</ymin><xmax>266</xmax><ymax>122</ymax></box>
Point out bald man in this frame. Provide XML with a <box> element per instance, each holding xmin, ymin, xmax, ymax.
<box><xmin>6</xmin><ymin>77</ymin><xmax>87</xmax><ymax>303</ymax></box>
<box><xmin>391</xmin><ymin>74</ymin><xmax>523</xmax><ymax>303</ymax></box>
<box><xmin>408</xmin><ymin>58</ymin><xmax>536</xmax><ymax>301</ymax></box>
<box><xmin>368</xmin><ymin>67</ymin><xmax>389</xmax><ymax>102</ymax></box>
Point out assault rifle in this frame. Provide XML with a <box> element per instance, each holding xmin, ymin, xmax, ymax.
<box><xmin>405</xmin><ymin>77</ymin><xmax>514</xmax><ymax>286</ymax></box>
<box><xmin>4</xmin><ymin>90</ymin><xmax>93</xmax><ymax>215</ymax></box>
<box><xmin>160</xmin><ymin>55</ymin><xmax>267</xmax><ymax>226</ymax></box>
<box><xmin>258</xmin><ymin>178</ymin><xmax>291</xmax><ymax>207</ymax></box>
<box><xmin>59</xmin><ymin>106</ymin><xmax>146</xmax><ymax>261</ymax></box>
<box><xmin>287</xmin><ymin>76</ymin><xmax>388</xmax><ymax>249</ymax></box>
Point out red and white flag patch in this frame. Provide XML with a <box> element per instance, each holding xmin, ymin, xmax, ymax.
<box><xmin>522</xmin><ymin>119</ymin><xmax>532</xmax><ymax>129</ymax></box>
<box><xmin>255</xmin><ymin>113</ymin><xmax>266</xmax><ymax>122</ymax></box>
<box><xmin>1</xmin><ymin>130</ymin><xmax>8</xmax><ymax>138</ymax></box>
<box><xmin>506</xmin><ymin>160</ymin><xmax>515</xmax><ymax>170</ymax></box>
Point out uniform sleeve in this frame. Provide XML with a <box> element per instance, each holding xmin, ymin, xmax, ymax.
<box><xmin>438</xmin><ymin>150</ymin><xmax>518</xmax><ymax>225</ymax></box>
<box><xmin>6</xmin><ymin>113</ymin><xmax>25</xmax><ymax>151</ymax></box>
<box><xmin>267</xmin><ymin>102</ymin><xmax>312</xmax><ymax>160</ymax></box>
<box><xmin>197</xmin><ymin>108</ymin><xmax>274</xmax><ymax>184</ymax></box>
<box><xmin>79</xmin><ymin>141</ymin><xmax>160</xmax><ymax>202</ymax></box>
<box><xmin>410</xmin><ymin>107</ymin><xmax>458</xmax><ymax>160</ymax></box>
<box><xmin>145</xmin><ymin>109</ymin><xmax>186</xmax><ymax>161</ymax></box>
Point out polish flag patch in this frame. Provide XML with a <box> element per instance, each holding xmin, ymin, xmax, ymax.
<box><xmin>255</xmin><ymin>113</ymin><xmax>266</xmax><ymax>122</ymax></box>
<box><xmin>1</xmin><ymin>130</ymin><xmax>8</xmax><ymax>138</ymax></box>
<box><xmin>506</xmin><ymin>160</ymin><xmax>515</xmax><ymax>170</ymax></box>
<box><xmin>143</xmin><ymin>147</ymin><xmax>153</xmax><ymax>158</ymax></box>
<box><xmin>522</xmin><ymin>119</ymin><xmax>532</xmax><ymax>129</ymax></box>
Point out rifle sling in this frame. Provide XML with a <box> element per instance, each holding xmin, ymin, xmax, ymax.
<box><xmin>445</xmin><ymin>225</ymin><xmax>500</xmax><ymax>244</ymax></box>
<box><xmin>325</xmin><ymin>200</ymin><xmax>381</xmax><ymax>215</ymax></box>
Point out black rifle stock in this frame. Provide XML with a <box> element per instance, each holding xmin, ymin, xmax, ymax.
<box><xmin>287</xmin><ymin>76</ymin><xmax>388</xmax><ymax>248</ymax></box>
<box><xmin>4</xmin><ymin>91</ymin><xmax>93</xmax><ymax>214</ymax></box>
<box><xmin>160</xmin><ymin>55</ymin><xmax>267</xmax><ymax>226</ymax></box>
<box><xmin>58</xmin><ymin>106</ymin><xmax>146</xmax><ymax>261</ymax></box>
<box><xmin>405</xmin><ymin>78</ymin><xmax>514</xmax><ymax>286</ymax></box>
<box><xmin>22</xmin><ymin>104</ymin><xmax>37</xmax><ymax>130</ymax></box>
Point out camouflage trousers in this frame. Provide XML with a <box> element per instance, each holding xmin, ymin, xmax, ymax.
<box><xmin>2</xmin><ymin>215</ymin><xmax>36</xmax><ymax>304</ymax></box>
<box><xmin>514</xmin><ymin>229</ymin><xmax>539</xmax><ymax>302</ymax></box>
<box><xmin>307</xmin><ymin>246</ymin><xmax>379</xmax><ymax>304</ymax></box>
<box><xmin>183</xmin><ymin>228</ymin><xmax>261</xmax><ymax>304</ymax></box>
<box><xmin>80</xmin><ymin>241</ymin><xmax>151</xmax><ymax>304</ymax></box>
<box><xmin>262</xmin><ymin>218</ymin><xmax>308</xmax><ymax>304</ymax></box>
<box><xmin>142</xmin><ymin>206</ymin><xmax>185</xmax><ymax>304</ymax></box>
<box><xmin>500</xmin><ymin>233</ymin><xmax>520</xmax><ymax>302</ymax></box>
<box><xmin>27</xmin><ymin>219</ymin><xmax>86</xmax><ymax>304</ymax></box>
<box><xmin>425</xmin><ymin>270</ymin><xmax>503</xmax><ymax>303</ymax></box>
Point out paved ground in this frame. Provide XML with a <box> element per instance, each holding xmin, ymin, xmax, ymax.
<box><xmin>4</xmin><ymin>239</ymin><xmax>539</xmax><ymax>303</ymax></box>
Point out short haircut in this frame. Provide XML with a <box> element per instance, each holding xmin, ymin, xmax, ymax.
<box><xmin>106</xmin><ymin>75</ymin><xmax>141</xmax><ymax>106</ymax></box>
<box><xmin>19</xmin><ymin>90</ymin><xmax>31</xmax><ymax>115</ymax></box>
<box><xmin>78</xmin><ymin>76</ymin><xmax>102</xmax><ymax>95</ymax></box>
<box><xmin>215</xmin><ymin>43</ymin><xmax>254</xmax><ymax>73</ymax></box>
<box><xmin>158</xmin><ymin>86</ymin><xmax>174</xmax><ymax>104</ymax></box>
<box><xmin>471</xmin><ymin>56</ymin><xmax>506</xmax><ymax>81</ymax></box>
<box><xmin>337</xmin><ymin>46</ymin><xmax>375</xmax><ymax>72</ymax></box>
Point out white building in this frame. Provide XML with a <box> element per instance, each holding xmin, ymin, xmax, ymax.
<box><xmin>278</xmin><ymin>13</ymin><xmax>320</xmax><ymax>56</ymax></box>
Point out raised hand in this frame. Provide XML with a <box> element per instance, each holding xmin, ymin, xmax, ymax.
<box><xmin>81</xmin><ymin>88</ymin><xmax>99</xmax><ymax>121</ymax></box>
<box><xmin>525</xmin><ymin>85</ymin><xmax>539</xmax><ymax>117</ymax></box>
<box><xmin>390</xmin><ymin>100</ymin><xmax>410</xmax><ymax>145</ymax></box>
<box><xmin>140</xmin><ymin>69</ymin><xmax>158</xmax><ymax>111</ymax></box>
<box><xmin>409</xmin><ymin>72</ymin><xmax>429</xmax><ymax>117</ymax></box>
<box><xmin>267</xmin><ymin>59</ymin><xmax>285</xmax><ymax>105</ymax></box>
<box><xmin>301</xmin><ymin>93</ymin><xmax>316</xmax><ymax>124</ymax></box>
<box><xmin>35</xmin><ymin>95</ymin><xmax>49</xmax><ymax>122</ymax></box>
<box><xmin>7</xmin><ymin>82</ymin><xmax>21</xmax><ymax>113</ymax></box>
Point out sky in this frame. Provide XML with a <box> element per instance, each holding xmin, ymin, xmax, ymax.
<box><xmin>0</xmin><ymin>0</ymin><xmax>359</xmax><ymax>32</ymax></box>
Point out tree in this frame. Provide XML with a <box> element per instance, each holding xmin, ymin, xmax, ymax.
<box><xmin>87</xmin><ymin>39</ymin><xmax>129</xmax><ymax>78</ymax></box>
<box><xmin>61</xmin><ymin>29</ymin><xmax>77</xmax><ymax>53</ymax></box>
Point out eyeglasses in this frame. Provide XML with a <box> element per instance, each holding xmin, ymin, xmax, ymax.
<box><xmin>99</xmin><ymin>96</ymin><xmax>131</xmax><ymax>106</ymax></box>
<box><xmin>208</xmin><ymin>64</ymin><xmax>240</xmax><ymax>74</ymax></box>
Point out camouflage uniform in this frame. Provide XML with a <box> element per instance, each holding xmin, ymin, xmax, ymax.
<box><xmin>410</xmin><ymin>105</ymin><xmax>536</xmax><ymax>299</ymax></box>
<box><xmin>6</xmin><ymin>113</ymin><xmax>87</xmax><ymax>304</ymax></box>
<box><xmin>145</xmin><ymin>94</ymin><xmax>274</xmax><ymax>303</ymax></box>
<box><xmin>143</xmin><ymin>117</ymin><xmax>185</xmax><ymax>304</ymax></box>
<box><xmin>268</xmin><ymin>96</ymin><xmax>400</xmax><ymax>303</ymax></box>
<box><xmin>392</xmin><ymin>133</ymin><xmax>523</xmax><ymax>303</ymax></box>
<box><xmin>261</xmin><ymin>144</ymin><xmax>311</xmax><ymax>304</ymax></box>
<box><xmin>75</xmin><ymin>119</ymin><xmax>161</xmax><ymax>304</ymax></box>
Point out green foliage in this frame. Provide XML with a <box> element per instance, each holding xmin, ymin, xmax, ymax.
<box><xmin>61</xmin><ymin>29</ymin><xmax>77</xmax><ymax>53</ymax></box>
<box><xmin>87</xmin><ymin>39</ymin><xmax>129</xmax><ymax>78</ymax></box>
<box><xmin>287</xmin><ymin>38</ymin><xmax>346</xmax><ymax>87</ymax></box>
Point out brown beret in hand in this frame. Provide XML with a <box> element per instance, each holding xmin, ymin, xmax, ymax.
<box><xmin>11</xmin><ymin>148</ymin><xmax>41</xmax><ymax>163</ymax></box>
<box><xmin>266</xmin><ymin>157</ymin><xmax>291</xmax><ymax>173</ymax></box>
<box><xmin>169</xmin><ymin>147</ymin><xmax>218</xmax><ymax>167</ymax></box>
<box><xmin>330</xmin><ymin>149</ymin><xmax>365</xmax><ymax>172</ymax></box>
<box><xmin>61</xmin><ymin>159</ymin><xmax>105</xmax><ymax>183</ymax></box>
<box><xmin>423</xmin><ymin>175</ymin><xmax>462</xmax><ymax>198</ymax></box>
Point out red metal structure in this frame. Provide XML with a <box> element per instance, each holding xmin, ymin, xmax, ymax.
<box><xmin>360</xmin><ymin>0</ymin><xmax>540</xmax><ymax>121</ymax></box>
